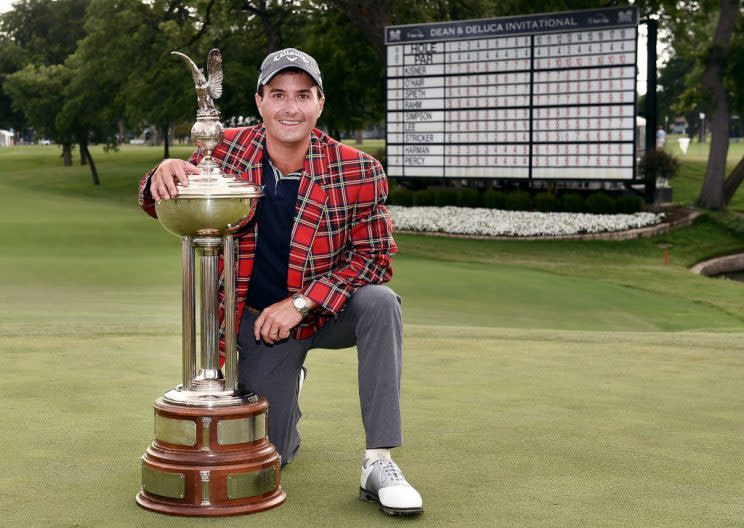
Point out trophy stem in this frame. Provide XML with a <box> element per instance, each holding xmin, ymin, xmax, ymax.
<box><xmin>182</xmin><ymin>237</ymin><xmax>196</xmax><ymax>389</ymax></box>
<box><xmin>196</xmin><ymin>237</ymin><xmax>222</xmax><ymax>386</ymax></box>
<box><xmin>223</xmin><ymin>234</ymin><xmax>238</xmax><ymax>392</ymax></box>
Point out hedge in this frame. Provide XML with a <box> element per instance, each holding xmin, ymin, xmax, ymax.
<box><xmin>388</xmin><ymin>187</ymin><xmax>645</xmax><ymax>215</ymax></box>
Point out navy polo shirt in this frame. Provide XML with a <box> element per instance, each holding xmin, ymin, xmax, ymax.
<box><xmin>244</xmin><ymin>148</ymin><xmax>301</xmax><ymax>310</ymax></box>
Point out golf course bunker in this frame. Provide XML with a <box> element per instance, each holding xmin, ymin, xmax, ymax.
<box><xmin>690</xmin><ymin>253</ymin><xmax>744</xmax><ymax>283</ymax></box>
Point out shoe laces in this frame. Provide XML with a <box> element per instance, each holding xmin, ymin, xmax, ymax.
<box><xmin>378</xmin><ymin>459</ymin><xmax>405</xmax><ymax>483</ymax></box>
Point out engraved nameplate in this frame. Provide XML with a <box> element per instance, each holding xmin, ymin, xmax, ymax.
<box><xmin>142</xmin><ymin>465</ymin><xmax>185</xmax><ymax>499</ymax></box>
<box><xmin>154</xmin><ymin>414</ymin><xmax>197</xmax><ymax>446</ymax></box>
<box><xmin>217</xmin><ymin>413</ymin><xmax>266</xmax><ymax>445</ymax></box>
<box><xmin>227</xmin><ymin>468</ymin><xmax>276</xmax><ymax>499</ymax></box>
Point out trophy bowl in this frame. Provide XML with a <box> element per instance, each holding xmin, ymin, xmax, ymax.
<box><xmin>155</xmin><ymin>185</ymin><xmax>263</xmax><ymax>237</ymax></box>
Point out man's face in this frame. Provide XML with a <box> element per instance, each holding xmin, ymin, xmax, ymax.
<box><xmin>255</xmin><ymin>72</ymin><xmax>324</xmax><ymax>148</ymax></box>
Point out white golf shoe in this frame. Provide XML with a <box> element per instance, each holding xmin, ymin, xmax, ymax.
<box><xmin>359</xmin><ymin>457</ymin><xmax>423</xmax><ymax>516</ymax></box>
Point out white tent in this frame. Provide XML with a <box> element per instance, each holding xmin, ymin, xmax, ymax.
<box><xmin>635</xmin><ymin>116</ymin><xmax>646</xmax><ymax>162</ymax></box>
<box><xmin>0</xmin><ymin>129</ymin><xmax>13</xmax><ymax>147</ymax></box>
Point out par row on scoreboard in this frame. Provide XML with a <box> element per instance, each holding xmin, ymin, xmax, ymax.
<box><xmin>387</xmin><ymin>51</ymin><xmax>634</xmax><ymax>77</ymax></box>
<box><xmin>387</xmin><ymin>40</ymin><xmax>635</xmax><ymax>66</ymax></box>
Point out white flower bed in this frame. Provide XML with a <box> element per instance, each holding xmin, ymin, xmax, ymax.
<box><xmin>388</xmin><ymin>206</ymin><xmax>664</xmax><ymax>237</ymax></box>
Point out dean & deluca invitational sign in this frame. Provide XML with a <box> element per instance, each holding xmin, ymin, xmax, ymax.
<box><xmin>385</xmin><ymin>6</ymin><xmax>639</xmax><ymax>181</ymax></box>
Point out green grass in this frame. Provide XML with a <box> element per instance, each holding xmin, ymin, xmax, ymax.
<box><xmin>663</xmin><ymin>134</ymin><xmax>744</xmax><ymax>163</ymax></box>
<box><xmin>654</xmin><ymin>134</ymin><xmax>744</xmax><ymax>211</ymax></box>
<box><xmin>1</xmin><ymin>146</ymin><xmax>743</xmax><ymax>527</ymax></box>
<box><xmin>341</xmin><ymin>138</ymin><xmax>385</xmax><ymax>153</ymax></box>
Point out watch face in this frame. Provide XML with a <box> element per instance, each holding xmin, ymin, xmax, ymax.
<box><xmin>293</xmin><ymin>296</ymin><xmax>307</xmax><ymax>310</ymax></box>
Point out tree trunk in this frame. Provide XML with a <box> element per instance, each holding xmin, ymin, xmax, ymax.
<box><xmin>355</xmin><ymin>129</ymin><xmax>364</xmax><ymax>145</ymax></box>
<box><xmin>62</xmin><ymin>142</ymin><xmax>72</xmax><ymax>166</ymax></box>
<box><xmin>723</xmin><ymin>156</ymin><xmax>744</xmax><ymax>205</ymax></box>
<box><xmin>244</xmin><ymin>0</ymin><xmax>283</xmax><ymax>54</ymax></box>
<box><xmin>696</xmin><ymin>0</ymin><xmax>740</xmax><ymax>209</ymax></box>
<box><xmin>260</xmin><ymin>3</ymin><xmax>281</xmax><ymax>53</ymax></box>
<box><xmin>163</xmin><ymin>125</ymin><xmax>170</xmax><ymax>159</ymax></box>
<box><xmin>80</xmin><ymin>142</ymin><xmax>88</xmax><ymax>165</ymax></box>
<box><xmin>82</xmin><ymin>143</ymin><xmax>100</xmax><ymax>185</ymax></box>
<box><xmin>333</xmin><ymin>0</ymin><xmax>392</xmax><ymax>58</ymax></box>
<box><xmin>644</xmin><ymin>169</ymin><xmax>656</xmax><ymax>204</ymax></box>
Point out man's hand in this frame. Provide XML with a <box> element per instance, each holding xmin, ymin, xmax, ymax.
<box><xmin>254</xmin><ymin>296</ymin><xmax>319</xmax><ymax>344</ymax></box>
<box><xmin>150</xmin><ymin>159</ymin><xmax>200</xmax><ymax>201</ymax></box>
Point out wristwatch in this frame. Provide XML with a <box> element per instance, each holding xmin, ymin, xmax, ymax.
<box><xmin>291</xmin><ymin>293</ymin><xmax>310</xmax><ymax>318</ymax></box>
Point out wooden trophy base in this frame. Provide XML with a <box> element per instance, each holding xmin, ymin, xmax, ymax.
<box><xmin>136</xmin><ymin>396</ymin><xmax>286</xmax><ymax>517</ymax></box>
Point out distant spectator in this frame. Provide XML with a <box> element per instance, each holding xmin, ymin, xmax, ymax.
<box><xmin>656</xmin><ymin>125</ymin><xmax>666</xmax><ymax>149</ymax></box>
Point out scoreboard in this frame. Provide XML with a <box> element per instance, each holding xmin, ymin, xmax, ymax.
<box><xmin>385</xmin><ymin>7</ymin><xmax>639</xmax><ymax>181</ymax></box>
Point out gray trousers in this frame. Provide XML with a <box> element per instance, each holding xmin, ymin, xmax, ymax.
<box><xmin>237</xmin><ymin>284</ymin><xmax>403</xmax><ymax>465</ymax></box>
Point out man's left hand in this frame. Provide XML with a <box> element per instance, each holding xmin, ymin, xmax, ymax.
<box><xmin>254</xmin><ymin>297</ymin><xmax>317</xmax><ymax>344</ymax></box>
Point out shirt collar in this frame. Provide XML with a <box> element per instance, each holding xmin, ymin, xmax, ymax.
<box><xmin>264</xmin><ymin>144</ymin><xmax>303</xmax><ymax>182</ymax></box>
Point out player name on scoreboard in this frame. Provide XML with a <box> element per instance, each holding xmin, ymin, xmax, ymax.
<box><xmin>385</xmin><ymin>6</ymin><xmax>639</xmax><ymax>180</ymax></box>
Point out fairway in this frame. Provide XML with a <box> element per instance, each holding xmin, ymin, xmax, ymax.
<box><xmin>1</xmin><ymin>146</ymin><xmax>743</xmax><ymax>527</ymax></box>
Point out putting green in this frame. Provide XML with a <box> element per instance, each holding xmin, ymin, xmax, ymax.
<box><xmin>1</xmin><ymin>146</ymin><xmax>743</xmax><ymax>526</ymax></box>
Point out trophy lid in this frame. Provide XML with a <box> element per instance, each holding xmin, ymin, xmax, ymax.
<box><xmin>176</xmin><ymin>174</ymin><xmax>263</xmax><ymax>199</ymax></box>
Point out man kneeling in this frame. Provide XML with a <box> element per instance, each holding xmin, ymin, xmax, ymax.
<box><xmin>137</xmin><ymin>48</ymin><xmax>423</xmax><ymax>516</ymax></box>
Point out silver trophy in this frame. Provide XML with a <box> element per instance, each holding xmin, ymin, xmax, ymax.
<box><xmin>137</xmin><ymin>49</ymin><xmax>285</xmax><ymax>517</ymax></box>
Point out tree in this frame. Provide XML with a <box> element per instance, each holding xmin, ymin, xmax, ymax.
<box><xmin>649</xmin><ymin>0</ymin><xmax>743</xmax><ymax>208</ymax></box>
<box><xmin>78</xmin><ymin>0</ymin><xmax>203</xmax><ymax>159</ymax></box>
<box><xmin>696</xmin><ymin>0</ymin><xmax>741</xmax><ymax>209</ymax></box>
<box><xmin>331</xmin><ymin>0</ymin><xmax>392</xmax><ymax>58</ymax></box>
<box><xmin>4</xmin><ymin>63</ymin><xmax>75</xmax><ymax>163</ymax></box>
<box><xmin>0</xmin><ymin>0</ymin><xmax>91</xmax><ymax>146</ymax></box>
<box><xmin>235</xmin><ymin>0</ymin><xmax>297</xmax><ymax>55</ymax></box>
<box><xmin>0</xmin><ymin>0</ymin><xmax>90</xmax><ymax>66</ymax></box>
<box><xmin>0</xmin><ymin>38</ymin><xmax>29</xmax><ymax>138</ymax></box>
<box><xmin>657</xmin><ymin>54</ymin><xmax>699</xmax><ymax>138</ymax></box>
<box><xmin>300</xmin><ymin>6</ymin><xmax>384</xmax><ymax>136</ymax></box>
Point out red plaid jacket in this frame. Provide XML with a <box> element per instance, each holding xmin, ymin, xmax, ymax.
<box><xmin>139</xmin><ymin>125</ymin><xmax>397</xmax><ymax>348</ymax></box>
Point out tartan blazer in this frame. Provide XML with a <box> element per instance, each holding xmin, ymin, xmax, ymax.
<box><xmin>139</xmin><ymin>125</ymin><xmax>397</xmax><ymax>347</ymax></box>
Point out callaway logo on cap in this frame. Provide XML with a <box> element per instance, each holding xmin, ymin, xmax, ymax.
<box><xmin>257</xmin><ymin>48</ymin><xmax>323</xmax><ymax>92</ymax></box>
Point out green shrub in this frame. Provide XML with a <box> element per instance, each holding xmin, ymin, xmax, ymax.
<box><xmin>639</xmin><ymin>149</ymin><xmax>679</xmax><ymax>181</ymax></box>
<box><xmin>433</xmin><ymin>188</ymin><xmax>459</xmax><ymax>206</ymax></box>
<box><xmin>370</xmin><ymin>148</ymin><xmax>386</xmax><ymax>168</ymax></box>
<box><xmin>457</xmin><ymin>188</ymin><xmax>481</xmax><ymax>208</ymax></box>
<box><xmin>534</xmin><ymin>191</ymin><xmax>560</xmax><ymax>212</ymax></box>
<box><xmin>504</xmin><ymin>190</ymin><xmax>531</xmax><ymax>211</ymax></box>
<box><xmin>586</xmin><ymin>192</ymin><xmax>616</xmax><ymax>214</ymax></box>
<box><xmin>483</xmin><ymin>189</ymin><xmax>506</xmax><ymax>209</ymax></box>
<box><xmin>615</xmin><ymin>195</ymin><xmax>643</xmax><ymax>214</ymax></box>
<box><xmin>561</xmin><ymin>193</ymin><xmax>585</xmax><ymax>213</ymax></box>
<box><xmin>388</xmin><ymin>188</ymin><xmax>412</xmax><ymax>206</ymax></box>
<box><xmin>412</xmin><ymin>189</ymin><xmax>435</xmax><ymax>206</ymax></box>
